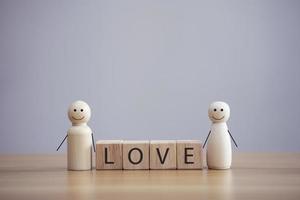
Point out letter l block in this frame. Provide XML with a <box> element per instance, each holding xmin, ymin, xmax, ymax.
<box><xmin>96</xmin><ymin>140</ymin><xmax>123</xmax><ymax>170</ymax></box>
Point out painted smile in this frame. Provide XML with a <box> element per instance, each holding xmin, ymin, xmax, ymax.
<box><xmin>72</xmin><ymin>116</ymin><xmax>85</xmax><ymax>120</ymax></box>
<box><xmin>212</xmin><ymin>115</ymin><xmax>225</xmax><ymax>120</ymax></box>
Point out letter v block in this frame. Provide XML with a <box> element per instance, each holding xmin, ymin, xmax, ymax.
<box><xmin>177</xmin><ymin>140</ymin><xmax>203</xmax><ymax>169</ymax></box>
<box><xmin>96</xmin><ymin>140</ymin><xmax>123</xmax><ymax>170</ymax></box>
<box><xmin>150</xmin><ymin>140</ymin><xmax>176</xmax><ymax>169</ymax></box>
<box><xmin>123</xmin><ymin>141</ymin><xmax>150</xmax><ymax>170</ymax></box>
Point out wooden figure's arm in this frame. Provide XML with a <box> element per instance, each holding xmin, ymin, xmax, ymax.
<box><xmin>56</xmin><ymin>134</ymin><xmax>68</xmax><ymax>151</ymax></box>
<box><xmin>203</xmin><ymin>130</ymin><xmax>211</xmax><ymax>148</ymax></box>
<box><xmin>227</xmin><ymin>130</ymin><xmax>238</xmax><ymax>148</ymax></box>
<box><xmin>91</xmin><ymin>133</ymin><xmax>95</xmax><ymax>152</ymax></box>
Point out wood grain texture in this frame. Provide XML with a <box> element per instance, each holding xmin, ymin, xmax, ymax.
<box><xmin>176</xmin><ymin>140</ymin><xmax>203</xmax><ymax>169</ymax></box>
<box><xmin>122</xmin><ymin>141</ymin><xmax>150</xmax><ymax>169</ymax></box>
<box><xmin>1</xmin><ymin>153</ymin><xmax>300</xmax><ymax>200</ymax></box>
<box><xmin>96</xmin><ymin>140</ymin><xmax>123</xmax><ymax>170</ymax></box>
<box><xmin>150</xmin><ymin>140</ymin><xmax>176</xmax><ymax>169</ymax></box>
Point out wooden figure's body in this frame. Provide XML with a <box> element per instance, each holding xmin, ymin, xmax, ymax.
<box><xmin>207</xmin><ymin>122</ymin><xmax>231</xmax><ymax>169</ymax></box>
<box><xmin>67</xmin><ymin>125</ymin><xmax>92</xmax><ymax>170</ymax></box>
<box><xmin>56</xmin><ymin>100</ymin><xmax>94</xmax><ymax>171</ymax></box>
<box><xmin>204</xmin><ymin>101</ymin><xmax>237</xmax><ymax>170</ymax></box>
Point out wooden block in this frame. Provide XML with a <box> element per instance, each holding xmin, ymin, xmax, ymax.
<box><xmin>123</xmin><ymin>141</ymin><xmax>149</xmax><ymax>170</ymax></box>
<box><xmin>177</xmin><ymin>140</ymin><xmax>203</xmax><ymax>169</ymax></box>
<box><xmin>96</xmin><ymin>140</ymin><xmax>123</xmax><ymax>170</ymax></box>
<box><xmin>150</xmin><ymin>140</ymin><xmax>176</xmax><ymax>169</ymax></box>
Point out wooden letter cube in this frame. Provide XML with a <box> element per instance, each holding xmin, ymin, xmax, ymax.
<box><xmin>123</xmin><ymin>141</ymin><xmax>149</xmax><ymax>170</ymax></box>
<box><xmin>177</xmin><ymin>140</ymin><xmax>203</xmax><ymax>169</ymax></box>
<box><xmin>150</xmin><ymin>140</ymin><xmax>176</xmax><ymax>169</ymax></box>
<box><xmin>96</xmin><ymin>140</ymin><xmax>123</xmax><ymax>170</ymax></box>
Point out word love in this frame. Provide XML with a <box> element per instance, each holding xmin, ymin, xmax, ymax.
<box><xmin>96</xmin><ymin>140</ymin><xmax>203</xmax><ymax>170</ymax></box>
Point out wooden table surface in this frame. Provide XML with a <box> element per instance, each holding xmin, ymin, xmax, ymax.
<box><xmin>0</xmin><ymin>153</ymin><xmax>300</xmax><ymax>200</ymax></box>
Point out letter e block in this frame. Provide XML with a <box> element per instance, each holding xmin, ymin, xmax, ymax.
<box><xmin>96</xmin><ymin>140</ymin><xmax>123</xmax><ymax>170</ymax></box>
<box><xmin>150</xmin><ymin>140</ymin><xmax>176</xmax><ymax>169</ymax></box>
<box><xmin>123</xmin><ymin>141</ymin><xmax>149</xmax><ymax>170</ymax></box>
<box><xmin>177</xmin><ymin>140</ymin><xmax>203</xmax><ymax>169</ymax></box>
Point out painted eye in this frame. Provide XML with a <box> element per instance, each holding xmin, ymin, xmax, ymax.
<box><xmin>214</xmin><ymin>109</ymin><xmax>217</xmax><ymax>111</ymax></box>
<box><xmin>81</xmin><ymin>109</ymin><xmax>84</xmax><ymax>112</ymax></box>
<box><xmin>73</xmin><ymin>109</ymin><xmax>77</xmax><ymax>112</ymax></box>
<box><xmin>221</xmin><ymin>108</ymin><xmax>224</xmax><ymax>111</ymax></box>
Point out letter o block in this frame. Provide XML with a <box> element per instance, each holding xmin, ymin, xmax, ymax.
<box><xmin>96</xmin><ymin>140</ymin><xmax>123</xmax><ymax>170</ymax></box>
<box><xmin>177</xmin><ymin>140</ymin><xmax>203</xmax><ymax>169</ymax></box>
<box><xmin>123</xmin><ymin>141</ymin><xmax>149</xmax><ymax>170</ymax></box>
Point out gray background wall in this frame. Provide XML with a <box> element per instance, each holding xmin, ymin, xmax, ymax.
<box><xmin>0</xmin><ymin>0</ymin><xmax>300</xmax><ymax>153</ymax></box>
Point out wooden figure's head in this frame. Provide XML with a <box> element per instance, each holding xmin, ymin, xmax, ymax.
<box><xmin>68</xmin><ymin>100</ymin><xmax>91</xmax><ymax>125</ymax></box>
<box><xmin>208</xmin><ymin>101</ymin><xmax>230</xmax><ymax>123</ymax></box>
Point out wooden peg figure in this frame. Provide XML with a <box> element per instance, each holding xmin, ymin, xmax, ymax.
<box><xmin>56</xmin><ymin>100</ymin><xmax>95</xmax><ymax>170</ymax></box>
<box><xmin>203</xmin><ymin>101</ymin><xmax>238</xmax><ymax>169</ymax></box>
